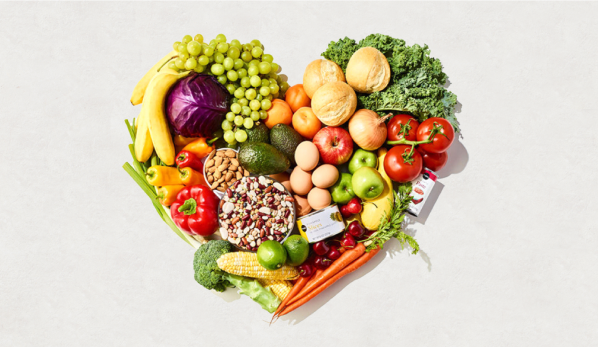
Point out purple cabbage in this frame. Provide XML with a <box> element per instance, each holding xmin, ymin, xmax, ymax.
<box><xmin>166</xmin><ymin>73</ymin><xmax>230</xmax><ymax>138</ymax></box>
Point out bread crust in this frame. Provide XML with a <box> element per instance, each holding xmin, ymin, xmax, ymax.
<box><xmin>311</xmin><ymin>81</ymin><xmax>357</xmax><ymax>126</ymax></box>
<box><xmin>303</xmin><ymin>59</ymin><xmax>346</xmax><ymax>98</ymax></box>
<box><xmin>346</xmin><ymin>47</ymin><xmax>391</xmax><ymax>93</ymax></box>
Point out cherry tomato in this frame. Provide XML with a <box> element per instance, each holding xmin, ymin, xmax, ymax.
<box><xmin>418</xmin><ymin>148</ymin><xmax>448</xmax><ymax>172</ymax></box>
<box><xmin>384</xmin><ymin>145</ymin><xmax>423</xmax><ymax>183</ymax></box>
<box><xmin>416</xmin><ymin>118</ymin><xmax>455</xmax><ymax>153</ymax></box>
<box><xmin>387</xmin><ymin>114</ymin><xmax>419</xmax><ymax>142</ymax></box>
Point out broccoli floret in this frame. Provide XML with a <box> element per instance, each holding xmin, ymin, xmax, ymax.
<box><xmin>193</xmin><ymin>240</ymin><xmax>233</xmax><ymax>292</ymax></box>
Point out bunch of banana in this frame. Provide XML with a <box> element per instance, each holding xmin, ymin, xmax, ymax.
<box><xmin>131</xmin><ymin>51</ymin><xmax>186</xmax><ymax>165</ymax></box>
<box><xmin>360</xmin><ymin>148</ymin><xmax>394</xmax><ymax>230</ymax></box>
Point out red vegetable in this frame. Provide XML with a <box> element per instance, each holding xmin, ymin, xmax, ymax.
<box><xmin>387</xmin><ymin>114</ymin><xmax>419</xmax><ymax>142</ymax></box>
<box><xmin>170</xmin><ymin>185</ymin><xmax>219</xmax><ymax>236</ymax></box>
<box><xmin>176</xmin><ymin>150</ymin><xmax>204</xmax><ymax>172</ymax></box>
<box><xmin>418</xmin><ymin>148</ymin><xmax>448</xmax><ymax>172</ymax></box>
<box><xmin>384</xmin><ymin>145</ymin><xmax>423</xmax><ymax>183</ymax></box>
<box><xmin>416</xmin><ymin>118</ymin><xmax>455</xmax><ymax>154</ymax></box>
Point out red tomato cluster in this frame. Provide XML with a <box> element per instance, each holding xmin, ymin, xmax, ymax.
<box><xmin>384</xmin><ymin>115</ymin><xmax>454</xmax><ymax>183</ymax></box>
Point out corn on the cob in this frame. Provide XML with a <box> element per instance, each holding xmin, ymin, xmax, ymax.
<box><xmin>216</xmin><ymin>252</ymin><xmax>299</xmax><ymax>280</ymax></box>
<box><xmin>258</xmin><ymin>279</ymin><xmax>293</xmax><ymax>300</ymax></box>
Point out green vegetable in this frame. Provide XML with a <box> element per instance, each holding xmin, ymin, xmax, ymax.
<box><xmin>269</xmin><ymin>123</ymin><xmax>303</xmax><ymax>166</ymax></box>
<box><xmin>322</xmin><ymin>34</ymin><xmax>459</xmax><ymax>131</ymax></box>
<box><xmin>361</xmin><ymin>183</ymin><xmax>419</xmax><ymax>254</ymax></box>
<box><xmin>193</xmin><ymin>240</ymin><xmax>281</xmax><ymax>313</ymax></box>
<box><xmin>238</xmin><ymin>141</ymin><xmax>290</xmax><ymax>175</ymax></box>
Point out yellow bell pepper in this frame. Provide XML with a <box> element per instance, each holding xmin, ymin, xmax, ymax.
<box><xmin>156</xmin><ymin>185</ymin><xmax>185</xmax><ymax>206</ymax></box>
<box><xmin>146</xmin><ymin>166</ymin><xmax>183</xmax><ymax>186</ymax></box>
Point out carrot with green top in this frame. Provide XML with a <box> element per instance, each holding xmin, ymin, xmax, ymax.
<box><xmin>286</xmin><ymin>243</ymin><xmax>366</xmax><ymax>306</ymax></box>
<box><xmin>277</xmin><ymin>247</ymin><xmax>381</xmax><ymax>317</ymax></box>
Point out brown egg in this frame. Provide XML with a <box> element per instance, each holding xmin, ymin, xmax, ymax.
<box><xmin>295</xmin><ymin>141</ymin><xmax>320</xmax><ymax>171</ymax></box>
<box><xmin>294</xmin><ymin>194</ymin><xmax>312</xmax><ymax>217</ymax></box>
<box><xmin>269</xmin><ymin>172</ymin><xmax>292</xmax><ymax>194</ymax></box>
<box><xmin>307</xmin><ymin>187</ymin><xmax>332</xmax><ymax>210</ymax></box>
<box><xmin>311</xmin><ymin>164</ymin><xmax>339</xmax><ymax>188</ymax></box>
<box><xmin>290</xmin><ymin>167</ymin><xmax>313</xmax><ymax>195</ymax></box>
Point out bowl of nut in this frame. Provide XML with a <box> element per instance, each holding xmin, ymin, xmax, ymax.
<box><xmin>217</xmin><ymin>175</ymin><xmax>296</xmax><ymax>252</ymax></box>
<box><xmin>203</xmin><ymin>148</ymin><xmax>250</xmax><ymax>198</ymax></box>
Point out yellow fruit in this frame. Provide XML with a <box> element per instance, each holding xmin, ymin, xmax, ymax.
<box><xmin>130</xmin><ymin>50</ymin><xmax>178</xmax><ymax>105</ymax></box>
<box><xmin>142</xmin><ymin>71</ymin><xmax>190</xmax><ymax>166</ymax></box>
<box><xmin>134</xmin><ymin>110</ymin><xmax>153</xmax><ymax>163</ymax></box>
<box><xmin>360</xmin><ymin>148</ymin><xmax>394</xmax><ymax>230</ymax></box>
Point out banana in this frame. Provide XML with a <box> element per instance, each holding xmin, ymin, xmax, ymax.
<box><xmin>130</xmin><ymin>50</ymin><xmax>178</xmax><ymax>105</ymax></box>
<box><xmin>134</xmin><ymin>110</ymin><xmax>153</xmax><ymax>163</ymax></box>
<box><xmin>360</xmin><ymin>148</ymin><xmax>394</xmax><ymax>230</ymax></box>
<box><xmin>142</xmin><ymin>71</ymin><xmax>190</xmax><ymax>166</ymax></box>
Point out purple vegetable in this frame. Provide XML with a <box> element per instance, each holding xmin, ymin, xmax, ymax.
<box><xmin>166</xmin><ymin>73</ymin><xmax>230</xmax><ymax>138</ymax></box>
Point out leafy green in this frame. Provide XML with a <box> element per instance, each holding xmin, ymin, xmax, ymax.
<box><xmin>321</xmin><ymin>33</ymin><xmax>459</xmax><ymax>131</ymax></box>
<box><xmin>361</xmin><ymin>183</ymin><xmax>419</xmax><ymax>254</ymax></box>
<box><xmin>193</xmin><ymin>240</ymin><xmax>281</xmax><ymax>313</ymax></box>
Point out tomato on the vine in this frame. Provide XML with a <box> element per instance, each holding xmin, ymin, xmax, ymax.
<box><xmin>418</xmin><ymin>148</ymin><xmax>448</xmax><ymax>172</ymax></box>
<box><xmin>384</xmin><ymin>145</ymin><xmax>423</xmax><ymax>183</ymax></box>
<box><xmin>416</xmin><ymin>118</ymin><xmax>455</xmax><ymax>153</ymax></box>
<box><xmin>387</xmin><ymin>114</ymin><xmax>419</xmax><ymax>142</ymax></box>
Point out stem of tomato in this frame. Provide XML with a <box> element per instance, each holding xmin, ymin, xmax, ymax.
<box><xmin>386</xmin><ymin>121</ymin><xmax>447</xmax><ymax>146</ymax></box>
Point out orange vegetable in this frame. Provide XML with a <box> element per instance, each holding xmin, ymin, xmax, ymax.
<box><xmin>156</xmin><ymin>185</ymin><xmax>185</xmax><ymax>206</ymax></box>
<box><xmin>273</xmin><ymin>273</ymin><xmax>312</xmax><ymax>318</ymax></box>
<box><xmin>182</xmin><ymin>137</ymin><xmax>215</xmax><ymax>159</ymax></box>
<box><xmin>265</xmin><ymin>99</ymin><xmax>293</xmax><ymax>129</ymax></box>
<box><xmin>277</xmin><ymin>246</ymin><xmax>381</xmax><ymax>317</ymax></box>
<box><xmin>286</xmin><ymin>243</ymin><xmax>365</xmax><ymax>305</ymax></box>
<box><xmin>179</xmin><ymin>167</ymin><xmax>206</xmax><ymax>186</ymax></box>
<box><xmin>174</xmin><ymin>135</ymin><xmax>199</xmax><ymax>147</ymax></box>
<box><xmin>292</xmin><ymin>107</ymin><xmax>321</xmax><ymax>139</ymax></box>
<box><xmin>285</xmin><ymin>84</ymin><xmax>311</xmax><ymax>112</ymax></box>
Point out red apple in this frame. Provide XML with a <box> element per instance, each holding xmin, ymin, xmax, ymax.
<box><xmin>312</xmin><ymin>127</ymin><xmax>354</xmax><ymax>165</ymax></box>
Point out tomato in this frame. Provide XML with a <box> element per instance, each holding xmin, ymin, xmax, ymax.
<box><xmin>418</xmin><ymin>148</ymin><xmax>448</xmax><ymax>172</ymax></box>
<box><xmin>285</xmin><ymin>84</ymin><xmax>311</xmax><ymax>112</ymax></box>
<box><xmin>384</xmin><ymin>145</ymin><xmax>423</xmax><ymax>183</ymax></box>
<box><xmin>416</xmin><ymin>118</ymin><xmax>455</xmax><ymax>153</ymax></box>
<box><xmin>387</xmin><ymin>114</ymin><xmax>419</xmax><ymax>142</ymax></box>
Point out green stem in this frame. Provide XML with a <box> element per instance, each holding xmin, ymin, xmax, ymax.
<box><xmin>125</xmin><ymin>119</ymin><xmax>136</xmax><ymax>143</ymax></box>
<box><xmin>207</xmin><ymin>137</ymin><xmax>219</xmax><ymax>145</ymax></box>
<box><xmin>387</xmin><ymin>138</ymin><xmax>432</xmax><ymax>146</ymax></box>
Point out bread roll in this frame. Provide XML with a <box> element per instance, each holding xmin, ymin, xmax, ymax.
<box><xmin>303</xmin><ymin>59</ymin><xmax>345</xmax><ymax>98</ymax></box>
<box><xmin>311</xmin><ymin>81</ymin><xmax>357</xmax><ymax>126</ymax></box>
<box><xmin>346</xmin><ymin>47</ymin><xmax>391</xmax><ymax>93</ymax></box>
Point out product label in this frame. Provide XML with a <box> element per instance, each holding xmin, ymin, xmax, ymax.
<box><xmin>297</xmin><ymin>204</ymin><xmax>345</xmax><ymax>243</ymax></box>
<box><xmin>407</xmin><ymin>169</ymin><xmax>437</xmax><ymax>217</ymax></box>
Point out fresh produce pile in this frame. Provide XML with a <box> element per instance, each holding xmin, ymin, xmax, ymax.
<box><xmin>123</xmin><ymin>33</ymin><xmax>460</xmax><ymax>319</ymax></box>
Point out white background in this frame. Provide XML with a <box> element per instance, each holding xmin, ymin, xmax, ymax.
<box><xmin>1</xmin><ymin>2</ymin><xmax>597</xmax><ymax>346</ymax></box>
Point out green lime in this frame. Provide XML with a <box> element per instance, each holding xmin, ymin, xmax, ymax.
<box><xmin>257</xmin><ymin>240</ymin><xmax>287</xmax><ymax>270</ymax></box>
<box><xmin>283</xmin><ymin>235</ymin><xmax>309</xmax><ymax>266</ymax></box>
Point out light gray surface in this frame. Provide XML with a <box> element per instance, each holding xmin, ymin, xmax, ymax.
<box><xmin>1</xmin><ymin>2</ymin><xmax>597</xmax><ymax>346</ymax></box>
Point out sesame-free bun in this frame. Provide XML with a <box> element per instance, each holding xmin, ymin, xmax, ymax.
<box><xmin>311</xmin><ymin>81</ymin><xmax>357</xmax><ymax>126</ymax></box>
<box><xmin>346</xmin><ymin>47</ymin><xmax>391</xmax><ymax>93</ymax></box>
<box><xmin>303</xmin><ymin>59</ymin><xmax>346</xmax><ymax>98</ymax></box>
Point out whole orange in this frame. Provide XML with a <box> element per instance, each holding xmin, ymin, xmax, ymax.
<box><xmin>265</xmin><ymin>99</ymin><xmax>293</xmax><ymax>129</ymax></box>
<box><xmin>292</xmin><ymin>107</ymin><xmax>322</xmax><ymax>139</ymax></box>
<box><xmin>285</xmin><ymin>84</ymin><xmax>311</xmax><ymax>112</ymax></box>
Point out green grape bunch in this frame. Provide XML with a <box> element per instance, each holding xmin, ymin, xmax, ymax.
<box><xmin>170</xmin><ymin>33</ymin><xmax>290</xmax><ymax>145</ymax></box>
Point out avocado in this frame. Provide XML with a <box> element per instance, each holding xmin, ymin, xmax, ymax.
<box><xmin>245</xmin><ymin>122</ymin><xmax>270</xmax><ymax>143</ymax></box>
<box><xmin>238</xmin><ymin>142</ymin><xmax>290</xmax><ymax>175</ymax></box>
<box><xmin>269</xmin><ymin>124</ymin><xmax>303</xmax><ymax>165</ymax></box>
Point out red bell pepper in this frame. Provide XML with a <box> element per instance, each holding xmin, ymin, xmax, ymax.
<box><xmin>170</xmin><ymin>185</ymin><xmax>220</xmax><ymax>237</ymax></box>
<box><xmin>176</xmin><ymin>150</ymin><xmax>204</xmax><ymax>172</ymax></box>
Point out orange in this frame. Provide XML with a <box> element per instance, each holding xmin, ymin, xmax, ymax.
<box><xmin>265</xmin><ymin>99</ymin><xmax>293</xmax><ymax>129</ymax></box>
<box><xmin>292</xmin><ymin>107</ymin><xmax>322</xmax><ymax>139</ymax></box>
<box><xmin>285</xmin><ymin>84</ymin><xmax>311</xmax><ymax>113</ymax></box>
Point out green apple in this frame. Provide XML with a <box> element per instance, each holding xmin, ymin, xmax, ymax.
<box><xmin>351</xmin><ymin>167</ymin><xmax>384</xmax><ymax>200</ymax></box>
<box><xmin>329</xmin><ymin>173</ymin><xmax>355</xmax><ymax>204</ymax></box>
<box><xmin>348</xmin><ymin>149</ymin><xmax>378</xmax><ymax>174</ymax></box>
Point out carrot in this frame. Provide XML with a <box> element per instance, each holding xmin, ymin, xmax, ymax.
<box><xmin>278</xmin><ymin>247</ymin><xmax>381</xmax><ymax>317</ymax></box>
<box><xmin>286</xmin><ymin>243</ymin><xmax>366</xmax><ymax>306</ymax></box>
<box><xmin>273</xmin><ymin>274</ymin><xmax>311</xmax><ymax>317</ymax></box>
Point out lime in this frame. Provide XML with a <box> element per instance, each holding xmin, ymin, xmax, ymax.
<box><xmin>283</xmin><ymin>235</ymin><xmax>309</xmax><ymax>266</ymax></box>
<box><xmin>257</xmin><ymin>240</ymin><xmax>287</xmax><ymax>270</ymax></box>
